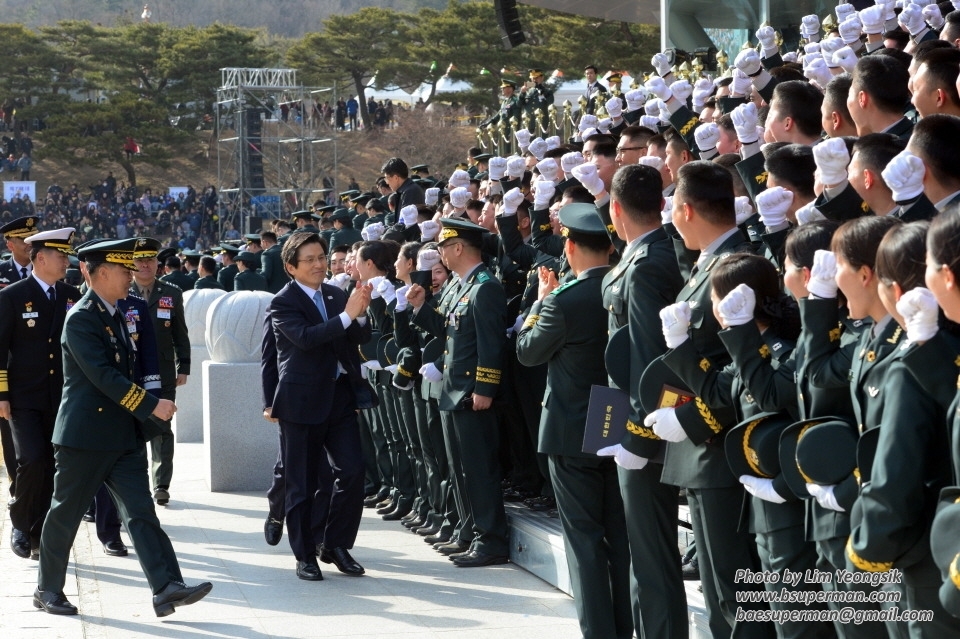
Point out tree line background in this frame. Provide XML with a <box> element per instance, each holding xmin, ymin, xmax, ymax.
<box><xmin>1</xmin><ymin>0</ymin><xmax>658</xmax><ymax>185</ymax></box>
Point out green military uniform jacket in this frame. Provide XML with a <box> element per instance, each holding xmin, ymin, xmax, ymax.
<box><xmin>258</xmin><ymin>244</ymin><xmax>288</xmax><ymax>294</ymax></box>
<box><xmin>234</xmin><ymin>269</ymin><xmax>268</xmax><ymax>292</ymax></box>
<box><xmin>217</xmin><ymin>263</ymin><xmax>238</xmax><ymax>291</ymax></box>
<box><xmin>330</xmin><ymin>227</ymin><xmax>362</xmax><ymax>249</ymax></box>
<box><xmin>516</xmin><ymin>267</ymin><xmax>610</xmax><ymax>457</ymax></box>
<box><xmin>814</xmin><ymin>183</ymin><xmax>872</xmax><ymax>222</ymax></box>
<box><xmin>194</xmin><ymin>275</ymin><xmax>224</xmax><ymax>290</ymax></box>
<box><xmin>602</xmin><ymin>229</ymin><xmax>684</xmax><ymax>458</ymax></box>
<box><xmin>412</xmin><ymin>265</ymin><xmax>507</xmax><ymax>411</ymax></box>
<box><xmin>160</xmin><ymin>270</ymin><xmax>193</xmax><ymax>292</ymax></box>
<box><xmin>53</xmin><ymin>290</ymin><xmax>159</xmax><ymax>450</ymax></box>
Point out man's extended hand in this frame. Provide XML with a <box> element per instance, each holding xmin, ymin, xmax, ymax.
<box><xmin>0</xmin><ymin>400</ymin><xmax>10</xmax><ymax>420</ymax></box>
<box><xmin>345</xmin><ymin>283</ymin><xmax>372</xmax><ymax>320</ymax></box>
<box><xmin>176</xmin><ymin>374</ymin><xmax>188</xmax><ymax>387</ymax></box>
<box><xmin>152</xmin><ymin>398</ymin><xmax>177</xmax><ymax>422</ymax></box>
<box><xmin>472</xmin><ymin>394</ymin><xmax>493</xmax><ymax>411</ymax></box>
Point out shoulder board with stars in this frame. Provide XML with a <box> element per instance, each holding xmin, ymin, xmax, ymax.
<box><xmin>476</xmin><ymin>271</ymin><xmax>490</xmax><ymax>283</ymax></box>
<box><xmin>551</xmin><ymin>280</ymin><xmax>580</xmax><ymax>296</ymax></box>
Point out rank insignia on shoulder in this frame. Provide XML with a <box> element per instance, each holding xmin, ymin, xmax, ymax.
<box><xmin>477</xmin><ymin>272</ymin><xmax>490</xmax><ymax>283</ymax></box>
<box><xmin>551</xmin><ymin>280</ymin><xmax>579</xmax><ymax>295</ymax></box>
<box><xmin>772</xmin><ymin>341</ymin><xmax>782</xmax><ymax>351</ymax></box>
<box><xmin>867</xmin><ymin>386</ymin><xmax>879</xmax><ymax>397</ymax></box>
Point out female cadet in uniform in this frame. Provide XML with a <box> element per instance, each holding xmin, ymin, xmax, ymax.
<box><xmin>845</xmin><ymin>222</ymin><xmax>960</xmax><ymax>638</ymax></box>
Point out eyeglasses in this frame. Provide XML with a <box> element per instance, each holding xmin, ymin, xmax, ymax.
<box><xmin>616</xmin><ymin>146</ymin><xmax>647</xmax><ymax>155</ymax></box>
<box><xmin>299</xmin><ymin>254</ymin><xmax>327</xmax><ymax>265</ymax></box>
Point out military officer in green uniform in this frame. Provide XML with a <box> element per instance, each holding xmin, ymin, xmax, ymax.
<box><xmin>34</xmin><ymin>238</ymin><xmax>211</xmax><ymax>617</ymax></box>
<box><xmin>516</xmin><ymin>203</ymin><xmax>632</xmax><ymax>639</ymax></box>
<box><xmin>216</xmin><ymin>244</ymin><xmax>240</xmax><ymax>291</ymax></box>
<box><xmin>519</xmin><ymin>69</ymin><xmax>555</xmax><ymax>133</ymax></box>
<box><xmin>160</xmin><ymin>256</ymin><xmax>193</xmax><ymax>291</ymax></box>
<box><xmin>130</xmin><ymin>238</ymin><xmax>191</xmax><ymax>506</ymax></box>
<box><xmin>595</xmin><ymin>164</ymin><xmax>689</xmax><ymax>639</ymax></box>
<box><xmin>329</xmin><ymin>208</ymin><xmax>362</xmax><ymax>248</ymax></box>
<box><xmin>406</xmin><ymin>218</ymin><xmax>509</xmax><ymax>567</ymax></box>
<box><xmin>480</xmin><ymin>80</ymin><xmax>522</xmax><ymax>134</ymax></box>
<box><xmin>194</xmin><ymin>257</ymin><xmax>224</xmax><ymax>290</ymax></box>
<box><xmin>292</xmin><ymin>210</ymin><xmax>320</xmax><ymax>233</ymax></box>
<box><xmin>258</xmin><ymin>231</ymin><xmax>287</xmax><ymax>294</ymax></box>
<box><xmin>233</xmin><ymin>251</ymin><xmax>268</xmax><ymax>292</ymax></box>
<box><xmin>181</xmin><ymin>250</ymin><xmax>201</xmax><ymax>283</ymax></box>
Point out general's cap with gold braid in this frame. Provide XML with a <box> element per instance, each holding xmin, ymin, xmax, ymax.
<box><xmin>76</xmin><ymin>238</ymin><xmax>141</xmax><ymax>271</ymax></box>
<box><xmin>25</xmin><ymin>227</ymin><xmax>76</xmax><ymax>255</ymax></box>
<box><xmin>438</xmin><ymin>217</ymin><xmax>487</xmax><ymax>246</ymax></box>
<box><xmin>132</xmin><ymin>237</ymin><xmax>162</xmax><ymax>259</ymax></box>
<box><xmin>0</xmin><ymin>215</ymin><xmax>39</xmax><ymax>239</ymax></box>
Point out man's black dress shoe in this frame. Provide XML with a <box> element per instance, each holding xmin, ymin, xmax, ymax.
<box><xmin>452</xmin><ymin>550</ymin><xmax>509</xmax><ymax>567</ymax></box>
<box><xmin>152</xmin><ymin>580</ymin><xmax>213</xmax><ymax>617</ymax></box>
<box><xmin>415</xmin><ymin>524</ymin><xmax>441</xmax><ymax>537</ymax></box>
<box><xmin>402</xmin><ymin>516</ymin><xmax>425</xmax><ymax>529</ymax></box>
<box><xmin>103</xmin><ymin>540</ymin><xmax>128</xmax><ymax>557</ymax></box>
<box><xmin>296</xmin><ymin>560</ymin><xmax>323</xmax><ymax>581</ymax></box>
<box><xmin>400</xmin><ymin>510</ymin><xmax>419</xmax><ymax>523</ymax></box>
<box><xmin>363</xmin><ymin>494</ymin><xmax>383</xmax><ymax>508</ymax></box>
<box><xmin>381</xmin><ymin>506</ymin><xmax>411</xmax><ymax>521</ymax></box>
<box><xmin>424</xmin><ymin>531</ymin><xmax>451</xmax><ymax>544</ymax></box>
<box><xmin>375</xmin><ymin>500</ymin><xmax>396</xmax><ymax>514</ymax></box>
<box><xmin>435</xmin><ymin>540</ymin><xmax>470</xmax><ymax>555</ymax></box>
<box><xmin>82</xmin><ymin>511</ymin><xmax>95</xmax><ymax>523</ymax></box>
<box><xmin>264</xmin><ymin>517</ymin><xmax>283</xmax><ymax>546</ymax></box>
<box><xmin>319</xmin><ymin>546</ymin><xmax>365</xmax><ymax>576</ymax></box>
<box><xmin>447</xmin><ymin>549</ymin><xmax>472</xmax><ymax>561</ymax></box>
<box><xmin>11</xmin><ymin>528</ymin><xmax>30</xmax><ymax>559</ymax></box>
<box><xmin>33</xmin><ymin>588</ymin><xmax>78</xmax><ymax>615</ymax></box>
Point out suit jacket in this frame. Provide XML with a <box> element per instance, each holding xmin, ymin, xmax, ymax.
<box><xmin>268</xmin><ymin>281</ymin><xmax>372</xmax><ymax>424</ymax></box>
<box><xmin>260</xmin><ymin>300</ymin><xmax>279</xmax><ymax>410</ymax></box>
<box><xmin>130</xmin><ymin>279</ymin><xmax>190</xmax><ymax>387</ymax></box>
<box><xmin>0</xmin><ymin>277</ymin><xmax>81</xmax><ymax>406</ymax></box>
<box><xmin>516</xmin><ymin>267</ymin><xmax>610</xmax><ymax>457</ymax></box>
<box><xmin>53</xmin><ymin>290</ymin><xmax>159</xmax><ymax>450</ymax></box>
<box><xmin>258</xmin><ymin>244</ymin><xmax>288</xmax><ymax>294</ymax></box>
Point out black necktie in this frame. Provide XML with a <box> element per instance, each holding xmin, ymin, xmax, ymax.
<box><xmin>19</xmin><ymin>267</ymin><xmax>26</xmax><ymax>280</ymax></box>
<box><xmin>47</xmin><ymin>286</ymin><xmax>55</xmax><ymax>302</ymax></box>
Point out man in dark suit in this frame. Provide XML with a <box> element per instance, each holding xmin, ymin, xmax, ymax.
<box><xmin>35</xmin><ymin>238</ymin><xmax>211</xmax><ymax>617</ymax></box>
<box><xmin>130</xmin><ymin>238</ymin><xmax>190</xmax><ymax>506</ymax></box>
<box><xmin>0</xmin><ymin>215</ymin><xmax>39</xmax><ymax>499</ymax></box>
<box><xmin>0</xmin><ymin>228</ymin><xmax>81</xmax><ymax>559</ymax></box>
<box><xmin>516</xmin><ymin>204</ymin><xmax>633</xmax><ymax>639</ymax></box>
<box><xmin>267</xmin><ymin>231</ymin><xmax>373</xmax><ymax>580</ymax></box>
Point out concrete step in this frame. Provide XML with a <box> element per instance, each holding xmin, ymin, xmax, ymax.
<box><xmin>506</xmin><ymin>501</ymin><xmax>711</xmax><ymax>639</ymax></box>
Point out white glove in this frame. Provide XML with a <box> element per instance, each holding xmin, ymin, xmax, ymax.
<box><xmin>376</xmin><ymin>278</ymin><xmax>396</xmax><ymax>304</ymax></box>
<box><xmin>804</xmin><ymin>58</ymin><xmax>833</xmax><ymax>90</ymax></box>
<box><xmin>838</xmin><ymin>16</ymin><xmax>863</xmax><ymax>46</ymax></box>
<box><xmin>361</xmin><ymin>222</ymin><xmax>384</xmax><ymax>241</ymax></box>
<box><xmin>506</xmin><ymin>156</ymin><xmax>526</xmax><ymax>180</ymax></box>
<box><xmin>578</xmin><ymin>114</ymin><xmax>599</xmax><ymax>133</ymax></box>
<box><xmin>605</xmin><ymin>96</ymin><xmax>623</xmax><ymax>119</ymax></box>
<box><xmin>510</xmin><ymin>314</ymin><xmax>524</xmax><ymax>336</ymax></box>
<box><xmin>652</xmin><ymin>52</ymin><xmax>673</xmax><ymax>77</ymax></box>
<box><xmin>545</xmin><ymin>135</ymin><xmax>561</xmax><ymax>151</ymax></box>
<box><xmin>756</xmin><ymin>25</ymin><xmax>778</xmax><ymax>55</ymax></box>
<box><xmin>882</xmin><ymin>150</ymin><xmax>926</xmax><ymax>202</ymax></box>
<box><xmin>661</xmin><ymin>196</ymin><xmax>673</xmax><ymax>226</ymax></box>
<box><xmin>898</xmin><ymin>287</ymin><xmax>939</xmax><ymax>343</ymax></box>
<box><xmin>660</xmin><ymin>301</ymin><xmax>691</xmax><ymax>349</ymax></box>
<box><xmin>597</xmin><ymin>444</ymin><xmax>649</xmax><ymax>470</ymax></box>
<box><xmin>718</xmin><ymin>283</ymin><xmax>756</xmax><ymax>327</ymax></box>
<box><xmin>806</xmin><ymin>483</ymin><xmax>845</xmax><ymax>512</ymax></box>
<box><xmin>923</xmin><ymin>3</ymin><xmax>945</xmax><ymax>29</ymax></box>
<box><xmin>731</xmin><ymin>102</ymin><xmax>759</xmax><ymax>144</ymax></box>
<box><xmin>384</xmin><ymin>364</ymin><xmax>399</xmax><ymax>375</ymax></box>
<box><xmin>560</xmin><ymin>151</ymin><xmax>585</xmax><ymax>176</ymax></box>
<box><xmin>804</xmin><ymin>42</ymin><xmax>821</xmax><ymax>56</ymax></box>
<box><xmin>536</xmin><ymin>158</ymin><xmax>560</xmax><ymax>183</ymax></box>
<box><xmin>782</xmin><ymin>51</ymin><xmax>798</xmax><ymax>63</ymax></box>
<box><xmin>533</xmin><ymin>181</ymin><xmax>555</xmax><ymax>210</ymax></box>
<box><xmin>639</xmin><ymin>155</ymin><xmax>663</xmax><ymax>172</ymax></box>
<box><xmin>425</xmin><ymin>187</ymin><xmax>440</xmax><ymax>206</ymax></box>
<box><xmin>801</xmin><ymin>14</ymin><xmax>821</xmax><ymax>42</ymax></box>
<box><xmin>419</xmin><ymin>362</ymin><xmax>443</xmax><ymax>383</ymax></box>
<box><xmin>735</xmin><ymin>196</ymin><xmax>754</xmax><ymax>225</ymax></box>
<box><xmin>735</xmin><ymin>49</ymin><xmax>763</xmax><ymax>77</ymax></box>
<box><xmin>899</xmin><ymin>3</ymin><xmax>927</xmax><ymax>35</ymax></box>
<box><xmin>656</xmin><ymin>100</ymin><xmax>671</xmax><ymax>124</ymax></box>
<box><xmin>820</xmin><ymin>37</ymin><xmax>844</xmax><ymax>67</ymax></box>
<box><xmin>368</xmin><ymin>275</ymin><xmax>385</xmax><ymax>298</ymax></box>
<box><xmin>502</xmin><ymin>187</ymin><xmax>525</xmax><ymax>215</ymax></box>
<box><xmin>639</xmin><ymin>115</ymin><xmax>661</xmax><ymax>130</ymax></box>
<box><xmin>528</xmin><ymin>137</ymin><xmax>548</xmax><ymax>161</ymax></box>
<box><xmin>836</xmin><ymin>2</ymin><xmax>857</xmax><ymax>23</ymax></box>
<box><xmin>330</xmin><ymin>272</ymin><xmax>351</xmax><ymax>291</ymax></box>
<box><xmin>625</xmin><ymin>89</ymin><xmax>647</xmax><ymax>112</ymax></box>
<box><xmin>796</xmin><ymin>202</ymin><xmax>827</xmax><ymax>225</ymax></box>
<box><xmin>756</xmin><ymin>186</ymin><xmax>793</xmax><ymax>228</ymax></box>
<box><xmin>448</xmin><ymin>169</ymin><xmax>470</xmax><ymax>189</ymax></box>
<box><xmin>669</xmin><ymin>80</ymin><xmax>693</xmax><ymax>104</ymax></box>
<box><xmin>419</xmin><ymin>219</ymin><xmax>440</xmax><ymax>242</ymax></box>
<box><xmin>695</xmin><ymin>122</ymin><xmax>721</xmax><ymax>154</ymax></box>
<box><xmin>400</xmin><ymin>204</ymin><xmax>419</xmax><ymax>226</ymax></box>
<box><xmin>814</xmin><ymin>137</ymin><xmax>851</xmax><ymax>186</ymax></box>
<box><xmin>643</xmin><ymin>98</ymin><xmax>660</xmax><ymax>116</ymax></box>
<box><xmin>859</xmin><ymin>5</ymin><xmax>885</xmax><ymax>34</ymax></box>
<box><xmin>394</xmin><ymin>284</ymin><xmax>410</xmax><ymax>312</ymax></box>
<box><xmin>645</xmin><ymin>77</ymin><xmax>673</xmax><ymax>102</ymax></box>
<box><xmin>731</xmin><ymin>69</ymin><xmax>753</xmax><ymax>97</ymax></box>
<box><xmin>597</xmin><ymin>118</ymin><xmax>613</xmax><ymax>133</ymax></box>
<box><xmin>645</xmin><ymin>407</ymin><xmax>687</xmax><ymax>442</ymax></box>
<box><xmin>833</xmin><ymin>46</ymin><xmax>858</xmax><ymax>73</ymax></box>
<box><xmin>515</xmin><ymin>129</ymin><xmax>532</xmax><ymax>152</ymax></box>
<box><xmin>449</xmin><ymin>186</ymin><xmax>470</xmax><ymax>210</ymax></box>
<box><xmin>882</xmin><ymin>0</ymin><xmax>899</xmax><ymax>22</ymax></box>
<box><xmin>572</xmin><ymin>163</ymin><xmax>605</xmax><ymax>197</ymax></box>
<box><xmin>692</xmin><ymin>78</ymin><xmax>714</xmax><ymax>111</ymax></box>
<box><xmin>417</xmin><ymin>248</ymin><xmax>441</xmax><ymax>271</ymax></box>
<box><xmin>361</xmin><ymin>360</ymin><xmax>382</xmax><ymax>372</ymax></box>
<box><xmin>488</xmin><ymin>157</ymin><xmax>508</xmax><ymax>181</ymax></box>
<box><xmin>740</xmin><ymin>476</ymin><xmax>787</xmax><ymax>504</ymax></box>
<box><xmin>808</xmin><ymin>250</ymin><xmax>839</xmax><ymax>299</ymax></box>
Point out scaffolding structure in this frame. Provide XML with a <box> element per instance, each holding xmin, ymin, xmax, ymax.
<box><xmin>215</xmin><ymin>67</ymin><xmax>336</xmax><ymax>235</ymax></box>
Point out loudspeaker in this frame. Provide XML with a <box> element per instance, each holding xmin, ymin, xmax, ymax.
<box><xmin>494</xmin><ymin>0</ymin><xmax>525</xmax><ymax>50</ymax></box>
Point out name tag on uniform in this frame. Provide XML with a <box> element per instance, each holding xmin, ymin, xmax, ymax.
<box><xmin>22</xmin><ymin>312</ymin><xmax>38</xmax><ymax>318</ymax></box>
<box><xmin>157</xmin><ymin>309</ymin><xmax>171</xmax><ymax>319</ymax></box>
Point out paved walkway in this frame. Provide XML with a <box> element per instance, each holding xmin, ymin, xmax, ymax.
<box><xmin>0</xmin><ymin>443</ymin><xmax>581</xmax><ymax>639</ymax></box>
